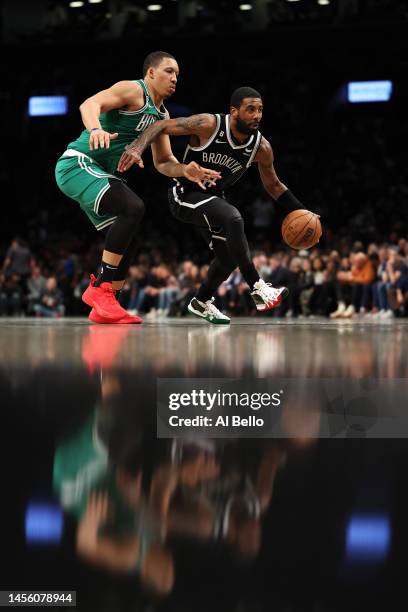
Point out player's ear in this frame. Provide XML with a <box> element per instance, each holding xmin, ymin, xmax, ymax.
<box><xmin>230</xmin><ymin>106</ymin><xmax>238</xmax><ymax>117</ymax></box>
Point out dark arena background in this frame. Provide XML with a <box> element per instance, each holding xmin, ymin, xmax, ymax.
<box><xmin>1</xmin><ymin>1</ymin><xmax>408</xmax><ymax>611</ymax></box>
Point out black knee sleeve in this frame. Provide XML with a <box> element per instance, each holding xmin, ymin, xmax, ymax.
<box><xmin>99</xmin><ymin>180</ymin><xmax>145</xmax><ymax>254</ymax></box>
<box><xmin>99</xmin><ymin>180</ymin><xmax>145</xmax><ymax>222</ymax></box>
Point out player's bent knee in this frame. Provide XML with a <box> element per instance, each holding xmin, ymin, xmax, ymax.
<box><xmin>126</xmin><ymin>196</ymin><xmax>145</xmax><ymax>222</ymax></box>
<box><xmin>225</xmin><ymin>214</ymin><xmax>245</xmax><ymax>236</ymax></box>
<box><xmin>100</xmin><ymin>181</ymin><xmax>145</xmax><ymax>223</ymax></box>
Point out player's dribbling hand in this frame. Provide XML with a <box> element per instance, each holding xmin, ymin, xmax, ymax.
<box><xmin>183</xmin><ymin>161</ymin><xmax>221</xmax><ymax>190</ymax></box>
<box><xmin>117</xmin><ymin>148</ymin><xmax>144</xmax><ymax>173</ymax></box>
<box><xmin>89</xmin><ymin>129</ymin><xmax>118</xmax><ymax>151</ymax></box>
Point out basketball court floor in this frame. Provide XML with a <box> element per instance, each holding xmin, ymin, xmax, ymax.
<box><xmin>1</xmin><ymin>317</ymin><xmax>407</xmax><ymax>611</ymax></box>
<box><xmin>1</xmin><ymin>316</ymin><xmax>407</xmax><ymax>376</ymax></box>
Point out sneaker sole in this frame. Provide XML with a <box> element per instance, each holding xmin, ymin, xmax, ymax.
<box><xmin>89</xmin><ymin>310</ymin><xmax>143</xmax><ymax>325</ymax></box>
<box><xmin>82</xmin><ymin>288</ymin><xmax>126</xmax><ymax>321</ymax></box>
<box><xmin>256</xmin><ymin>295</ymin><xmax>283</xmax><ymax>312</ymax></box>
<box><xmin>254</xmin><ymin>288</ymin><xmax>289</xmax><ymax>312</ymax></box>
<box><xmin>187</xmin><ymin>304</ymin><xmax>230</xmax><ymax>324</ymax></box>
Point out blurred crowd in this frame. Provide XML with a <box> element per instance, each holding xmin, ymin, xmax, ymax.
<box><xmin>2</xmin><ymin>234</ymin><xmax>408</xmax><ymax>320</ymax></box>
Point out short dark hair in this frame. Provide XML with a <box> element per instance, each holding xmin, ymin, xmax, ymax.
<box><xmin>143</xmin><ymin>51</ymin><xmax>176</xmax><ymax>77</ymax></box>
<box><xmin>230</xmin><ymin>86</ymin><xmax>262</xmax><ymax>109</ymax></box>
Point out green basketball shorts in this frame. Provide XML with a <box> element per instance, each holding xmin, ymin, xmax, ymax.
<box><xmin>55</xmin><ymin>149</ymin><xmax>121</xmax><ymax>231</ymax></box>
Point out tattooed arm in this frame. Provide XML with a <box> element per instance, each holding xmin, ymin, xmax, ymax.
<box><xmin>117</xmin><ymin>113</ymin><xmax>221</xmax><ymax>188</ymax></box>
<box><xmin>117</xmin><ymin>113</ymin><xmax>216</xmax><ymax>172</ymax></box>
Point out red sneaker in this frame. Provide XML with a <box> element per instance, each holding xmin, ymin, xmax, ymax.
<box><xmin>89</xmin><ymin>308</ymin><xmax>143</xmax><ymax>325</ymax></box>
<box><xmin>82</xmin><ymin>275</ymin><xmax>128</xmax><ymax>321</ymax></box>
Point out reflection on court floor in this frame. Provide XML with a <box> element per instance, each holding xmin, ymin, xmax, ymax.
<box><xmin>1</xmin><ymin>318</ymin><xmax>406</xmax><ymax>610</ymax></box>
<box><xmin>0</xmin><ymin>317</ymin><xmax>407</xmax><ymax>378</ymax></box>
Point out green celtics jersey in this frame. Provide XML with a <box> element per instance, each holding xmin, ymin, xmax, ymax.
<box><xmin>53</xmin><ymin>410</ymin><xmax>109</xmax><ymax>518</ymax></box>
<box><xmin>66</xmin><ymin>79</ymin><xmax>167</xmax><ymax>174</ymax></box>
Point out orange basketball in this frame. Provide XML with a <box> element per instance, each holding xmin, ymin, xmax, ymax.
<box><xmin>282</xmin><ymin>209</ymin><xmax>322</xmax><ymax>250</ymax></box>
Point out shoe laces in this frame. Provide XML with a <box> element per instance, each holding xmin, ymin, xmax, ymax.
<box><xmin>91</xmin><ymin>274</ymin><xmax>118</xmax><ymax>295</ymax></box>
<box><xmin>257</xmin><ymin>281</ymin><xmax>280</xmax><ymax>300</ymax></box>
<box><xmin>101</xmin><ymin>283</ymin><xmax>118</xmax><ymax>304</ymax></box>
<box><xmin>205</xmin><ymin>298</ymin><xmax>223</xmax><ymax>317</ymax></box>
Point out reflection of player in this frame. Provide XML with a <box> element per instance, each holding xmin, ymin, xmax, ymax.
<box><xmin>168</xmin><ymin>442</ymin><xmax>285</xmax><ymax>559</ymax></box>
<box><xmin>55</xmin><ymin>51</ymin><xmax>220</xmax><ymax>325</ymax></box>
<box><xmin>52</xmin><ymin>370</ymin><xmax>225</xmax><ymax>597</ymax></box>
<box><xmin>75</xmin><ymin>475</ymin><xmax>175</xmax><ymax>595</ymax></box>
<box><xmin>53</xmin><ymin>372</ymin><xmax>176</xmax><ymax>595</ymax></box>
<box><xmin>119</xmin><ymin>87</ymin><xmax>309</xmax><ymax>324</ymax></box>
<box><xmin>74</xmin><ymin>452</ymin><xmax>224</xmax><ymax>595</ymax></box>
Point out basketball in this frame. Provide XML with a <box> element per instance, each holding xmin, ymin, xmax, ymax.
<box><xmin>282</xmin><ymin>209</ymin><xmax>322</xmax><ymax>250</ymax></box>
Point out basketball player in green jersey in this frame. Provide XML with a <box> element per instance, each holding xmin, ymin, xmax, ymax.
<box><xmin>55</xmin><ymin>51</ymin><xmax>220</xmax><ymax>325</ymax></box>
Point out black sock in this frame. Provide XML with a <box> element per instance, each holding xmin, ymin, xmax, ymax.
<box><xmin>94</xmin><ymin>260</ymin><xmax>119</xmax><ymax>286</ymax></box>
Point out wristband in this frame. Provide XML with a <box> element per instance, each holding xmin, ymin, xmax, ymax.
<box><xmin>276</xmin><ymin>189</ymin><xmax>303</xmax><ymax>212</ymax></box>
<box><xmin>90</xmin><ymin>127</ymin><xmax>101</xmax><ymax>132</ymax></box>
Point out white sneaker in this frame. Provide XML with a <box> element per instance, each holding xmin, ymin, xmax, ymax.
<box><xmin>127</xmin><ymin>309</ymin><xmax>139</xmax><ymax>315</ymax></box>
<box><xmin>380</xmin><ymin>309</ymin><xmax>394</xmax><ymax>319</ymax></box>
<box><xmin>145</xmin><ymin>308</ymin><xmax>157</xmax><ymax>321</ymax></box>
<box><xmin>251</xmin><ymin>279</ymin><xmax>289</xmax><ymax>311</ymax></box>
<box><xmin>330</xmin><ymin>303</ymin><xmax>346</xmax><ymax>319</ymax></box>
<box><xmin>188</xmin><ymin>297</ymin><xmax>230</xmax><ymax>324</ymax></box>
<box><xmin>341</xmin><ymin>305</ymin><xmax>355</xmax><ymax>318</ymax></box>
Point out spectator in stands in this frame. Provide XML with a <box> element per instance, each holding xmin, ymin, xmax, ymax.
<box><xmin>169</xmin><ymin>262</ymin><xmax>200</xmax><ymax>317</ymax></box>
<box><xmin>157</xmin><ymin>265</ymin><xmax>179</xmax><ymax>318</ymax></box>
<box><xmin>253</xmin><ymin>252</ymin><xmax>270</xmax><ymax>280</ymax></box>
<box><xmin>371</xmin><ymin>246</ymin><xmax>390</xmax><ymax>317</ymax></box>
<box><xmin>298</xmin><ymin>257</ymin><xmax>315</xmax><ymax>317</ymax></box>
<box><xmin>26</xmin><ymin>265</ymin><xmax>47</xmax><ymax>314</ymax></box>
<box><xmin>124</xmin><ymin>264</ymin><xmax>148</xmax><ymax>314</ymax></box>
<box><xmin>308</xmin><ymin>256</ymin><xmax>327</xmax><ymax>316</ymax></box>
<box><xmin>33</xmin><ymin>276</ymin><xmax>65</xmax><ymax>318</ymax></box>
<box><xmin>385</xmin><ymin>250</ymin><xmax>408</xmax><ymax>317</ymax></box>
<box><xmin>285</xmin><ymin>257</ymin><xmax>303</xmax><ymax>318</ymax></box>
<box><xmin>267</xmin><ymin>255</ymin><xmax>290</xmax><ymax>288</ymax></box>
<box><xmin>0</xmin><ymin>274</ymin><xmax>23</xmax><ymax>316</ymax></box>
<box><xmin>217</xmin><ymin>268</ymin><xmax>252</xmax><ymax>314</ymax></box>
<box><xmin>2</xmin><ymin>238</ymin><xmax>32</xmax><ymax>285</ymax></box>
<box><xmin>331</xmin><ymin>252</ymin><xmax>375</xmax><ymax>318</ymax></box>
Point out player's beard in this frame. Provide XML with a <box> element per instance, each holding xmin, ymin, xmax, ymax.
<box><xmin>236</xmin><ymin>116</ymin><xmax>257</xmax><ymax>135</ymax></box>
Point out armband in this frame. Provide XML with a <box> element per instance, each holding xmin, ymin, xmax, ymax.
<box><xmin>276</xmin><ymin>189</ymin><xmax>303</xmax><ymax>212</ymax></box>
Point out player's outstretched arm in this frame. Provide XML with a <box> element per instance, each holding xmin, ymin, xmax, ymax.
<box><xmin>79</xmin><ymin>81</ymin><xmax>144</xmax><ymax>151</ymax></box>
<box><xmin>256</xmin><ymin>137</ymin><xmax>303</xmax><ymax>212</ymax></box>
<box><xmin>117</xmin><ymin>112</ymin><xmax>221</xmax><ymax>188</ymax></box>
<box><xmin>117</xmin><ymin>113</ymin><xmax>215</xmax><ymax>172</ymax></box>
<box><xmin>151</xmin><ymin>144</ymin><xmax>221</xmax><ymax>189</ymax></box>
